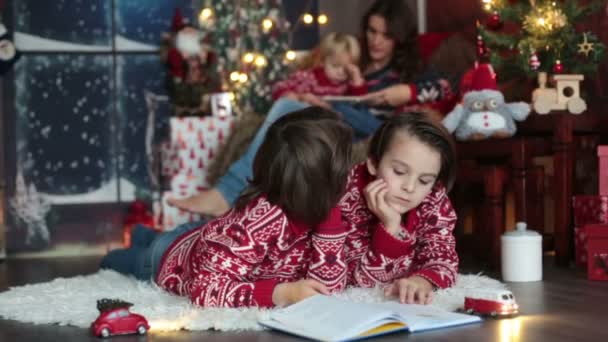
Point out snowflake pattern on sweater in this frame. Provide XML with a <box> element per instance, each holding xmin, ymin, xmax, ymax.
<box><xmin>340</xmin><ymin>163</ymin><xmax>459</xmax><ymax>289</ymax></box>
<box><xmin>271</xmin><ymin>67</ymin><xmax>367</xmax><ymax>100</ymax></box>
<box><xmin>155</xmin><ymin>196</ymin><xmax>347</xmax><ymax>308</ymax></box>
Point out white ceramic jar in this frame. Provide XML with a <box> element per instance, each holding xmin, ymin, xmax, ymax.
<box><xmin>501</xmin><ymin>222</ymin><xmax>543</xmax><ymax>282</ymax></box>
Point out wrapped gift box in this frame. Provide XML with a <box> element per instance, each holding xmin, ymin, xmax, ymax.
<box><xmin>586</xmin><ymin>224</ymin><xmax>608</xmax><ymax>281</ymax></box>
<box><xmin>156</xmin><ymin>116</ymin><xmax>234</xmax><ymax>230</ymax></box>
<box><xmin>160</xmin><ymin>116</ymin><xmax>234</xmax><ymax>178</ymax></box>
<box><xmin>572</xmin><ymin>195</ymin><xmax>608</xmax><ymax>227</ymax></box>
<box><xmin>600</xmin><ymin>146</ymin><xmax>608</xmax><ymax>196</ymax></box>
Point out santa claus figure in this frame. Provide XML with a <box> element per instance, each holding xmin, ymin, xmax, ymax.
<box><xmin>161</xmin><ymin>9</ymin><xmax>220</xmax><ymax>117</ymax></box>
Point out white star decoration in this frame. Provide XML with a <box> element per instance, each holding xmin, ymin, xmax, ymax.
<box><xmin>578</xmin><ymin>33</ymin><xmax>595</xmax><ymax>57</ymax></box>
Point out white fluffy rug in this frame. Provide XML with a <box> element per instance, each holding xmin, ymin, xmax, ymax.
<box><xmin>0</xmin><ymin>270</ymin><xmax>504</xmax><ymax>331</ymax></box>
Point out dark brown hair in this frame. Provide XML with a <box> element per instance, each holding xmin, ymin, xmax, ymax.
<box><xmin>368</xmin><ymin>112</ymin><xmax>457</xmax><ymax>191</ymax></box>
<box><xmin>360</xmin><ymin>0</ymin><xmax>421</xmax><ymax>81</ymax></box>
<box><xmin>235</xmin><ymin>107</ymin><xmax>353</xmax><ymax>226</ymax></box>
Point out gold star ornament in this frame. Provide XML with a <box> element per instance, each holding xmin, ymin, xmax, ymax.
<box><xmin>578</xmin><ymin>33</ymin><xmax>594</xmax><ymax>57</ymax></box>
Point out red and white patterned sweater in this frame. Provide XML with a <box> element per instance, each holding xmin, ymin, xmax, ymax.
<box><xmin>271</xmin><ymin>66</ymin><xmax>367</xmax><ymax>101</ymax></box>
<box><xmin>155</xmin><ymin>196</ymin><xmax>347</xmax><ymax>308</ymax></box>
<box><xmin>340</xmin><ymin>163</ymin><xmax>459</xmax><ymax>289</ymax></box>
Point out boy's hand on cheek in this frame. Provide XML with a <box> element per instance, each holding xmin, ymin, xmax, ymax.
<box><xmin>364</xmin><ymin>179</ymin><xmax>401</xmax><ymax>234</ymax></box>
<box><xmin>272</xmin><ymin>279</ymin><xmax>330</xmax><ymax>307</ymax></box>
<box><xmin>384</xmin><ymin>276</ymin><xmax>434</xmax><ymax>305</ymax></box>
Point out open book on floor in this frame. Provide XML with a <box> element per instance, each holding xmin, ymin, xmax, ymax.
<box><xmin>259</xmin><ymin>295</ymin><xmax>481</xmax><ymax>342</ymax></box>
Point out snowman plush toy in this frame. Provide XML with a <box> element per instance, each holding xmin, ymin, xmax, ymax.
<box><xmin>442</xmin><ymin>63</ymin><xmax>530</xmax><ymax>141</ymax></box>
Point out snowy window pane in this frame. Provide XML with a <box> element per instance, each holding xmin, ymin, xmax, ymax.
<box><xmin>115</xmin><ymin>0</ymin><xmax>194</xmax><ymax>51</ymax></box>
<box><xmin>14</xmin><ymin>0</ymin><xmax>112</xmax><ymax>52</ymax></box>
<box><xmin>15</xmin><ymin>54</ymin><xmax>118</xmax><ymax>203</ymax></box>
<box><xmin>116</xmin><ymin>55</ymin><xmax>169</xmax><ymax>197</ymax></box>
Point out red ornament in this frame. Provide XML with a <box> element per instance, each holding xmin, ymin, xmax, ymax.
<box><xmin>123</xmin><ymin>200</ymin><xmax>157</xmax><ymax>248</ymax></box>
<box><xmin>553</xmin><ymin>59</ymin><xmax>564</xmax><ymax>74</ymax></box>
<box><xmin>486</xmin><ymin>11</ymin><xmax>503</xmax><ymax>31</ymax></box>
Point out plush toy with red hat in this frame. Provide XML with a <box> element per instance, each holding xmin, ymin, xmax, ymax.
<box><xmin>442</xmin><ymin>61</ymin><xmax>530</xmax><ymax>141</ymax></box>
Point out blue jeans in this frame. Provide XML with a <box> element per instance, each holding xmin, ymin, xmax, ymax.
<box><xmin>216</xmin><ymin>98</ymin><xmax>310</xmax><ymax>205</ymax></box>
<box><xmin>99</xmin><ymin>221</ymin><xmax>203</xmax><ymax>281</ymax></box>
<box><xmin>332</xmin><ymin>102</ymin><xmax>383</xmax><ymax>140</ymax></box>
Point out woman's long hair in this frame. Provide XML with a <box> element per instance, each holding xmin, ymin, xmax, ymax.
<box><xmin>360</xmin><ymin>0</ymin><xmax>421</xmax><ymax>81</ymax></box>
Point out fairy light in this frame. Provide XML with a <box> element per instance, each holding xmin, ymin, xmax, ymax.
<box><xmin>302</xmin><ymin>13</ymin><xmax>314</xmax><ymax>24</ymax></box>
<box><xmin>242</xmin><ymin>53</ymin><xmax>255</xmax><ymax>63</ymax></box>
<box><xmin>230</xmin><ymin>71</ymin><xmax>240</xmax><ymax>82</ymax></box>
<box><xmin>254</xmin><ymin>55</ymin><xmax>267</xmax><ymax>67</ymax></box>
<box><xmin>229</xmin><ymin>92</ymin><xmax>235</xmax><ymax>101</ymax></box>
<box><xmin>199</xmin><ymin>8</ymin><xmax>213</xmax><ymax>21</ymax></box>
<box><xmin>285</xmin><ymin>50</ymin><xmax>296</xmax><ymax>61</ymax></box>
<box><xmin>238</xmin><ymin>73</ymin><xmax>248</xmax><ymax>83</ymax></box>
<box><xmin>317</xmin><ymin>14</ymin><xmax>328</xmax><ymax>25</ymax></box>
<box><xmin>262</xmin><ymin>18</ymin><xmax>273</xmax><ymax>32</ymax></box>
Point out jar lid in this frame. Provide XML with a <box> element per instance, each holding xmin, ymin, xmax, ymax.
<box><xmin>502</xmin><ymin>222</ymin><xmax>541</xmax><ymax>238</ymax></box>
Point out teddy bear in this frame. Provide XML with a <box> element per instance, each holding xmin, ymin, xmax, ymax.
<box><xmin>442</xmin><ymin>63</ymin><xmax>530</xmax><ymax>141</ymax></box>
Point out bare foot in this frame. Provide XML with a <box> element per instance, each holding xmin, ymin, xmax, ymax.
<box><xmin>167</xmin><ymin>189</ymin><xmax>230</xmax><ymax>217</ymax></box>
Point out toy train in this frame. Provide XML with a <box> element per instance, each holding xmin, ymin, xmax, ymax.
<box><xmin>532</xmin><ymin>72</ymin><xmax>587</xmax><ymax>115</ymax></box>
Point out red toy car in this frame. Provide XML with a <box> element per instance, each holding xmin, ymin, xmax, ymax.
<box><xmin>464</xmin><ymin>289</ymin><xmax>519</xmax><ymax>317</ymax></box>
<box><xmin>91</xmin><ymin>299</ymin><xmax>149</xmax><ymax>338</ymax></box>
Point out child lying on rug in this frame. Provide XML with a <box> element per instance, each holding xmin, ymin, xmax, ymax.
<box><xmin>101</xmin><ymin>107</ymin><xmax>353</xmax><ymax>308</ymax></box>
<box><xmin>340</xmin><ymin>112</ymin><xmax>459</xmax><ymax>305</ymax></box>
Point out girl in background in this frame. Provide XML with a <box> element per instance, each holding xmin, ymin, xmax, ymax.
<box><xmin>272</xmin><ymin>32</ymin><xmax>366</xmax><ymax>106</ymax></box>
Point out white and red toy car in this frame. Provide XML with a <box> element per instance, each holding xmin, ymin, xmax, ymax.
<box><xmin>464</xmin><ymin>289</ymin><xmax>519</xmax><ymax>317</ymax></box>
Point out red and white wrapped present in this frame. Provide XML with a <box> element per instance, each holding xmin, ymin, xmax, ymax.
<box><xmin>156</xmin><ymin>116</ymin><xmax>235</xmax><ymax>230</ymax></box>
<box><xmin>572</xmin><ymin>195</ymin><xmax>608</xmax><ymax>227</ymax></box>
<box><xmin>599</xmin><ymin>146</ymin><xmax>608</xmax><ymax>196</ymax></box>
<box><xmin>586</xmin><ymin>224</ymin><xmax>608</xmax><ymax>281</ymax></box>
<box><xmin>160</xmin><ymin>116</ymin><xmax>234</xmax><ymax>178</ymax></box>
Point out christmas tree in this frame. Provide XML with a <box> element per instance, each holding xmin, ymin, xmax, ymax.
<box><xmin>197</xmin><ymin>0</ymin><xmax>291</xmax><ymax>115</ymax></box>
<box><xmin>479</xmin><ymin>0</ymin><xmax>605</xmax><ymax>80</ymax></box>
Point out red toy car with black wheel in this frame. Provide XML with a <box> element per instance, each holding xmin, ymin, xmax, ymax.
<box><xmin>91</xmin><ymin>299</ymin><xmax>149</xmax><ymax>338</ymax></box>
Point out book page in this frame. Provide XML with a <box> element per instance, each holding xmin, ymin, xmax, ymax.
<box><xmin>322</xmin><ymin>95</ymin><xmax>366</xmax><ymax>103</ymax></box>
<box><xmin>377</xmin><ymin>302</ymin><xmax>481</xmax><ymax>332</ymax></box>
<box><xmin>266</xmin><ymin>295</ymin><xmax>403</xmax><ymax>341</ymax></box>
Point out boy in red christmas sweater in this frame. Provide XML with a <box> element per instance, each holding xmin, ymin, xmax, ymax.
<box><xmin>272</xmin><ymin>32</ymin><xmax>367</xmax><ymax>106</ymax></box>
<box><xmin>339</xmin><ymin>113</ymin><xmax>459</xmax><ymax>305</ymax></box>
<box><xmin>101</xmin><ymin>107</ymin><xmax>353</xmax><ymax>308</ymax></box>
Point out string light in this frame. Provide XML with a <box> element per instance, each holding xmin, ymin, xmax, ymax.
<box><xmin>238</xmin><ymin>73</ymin><xmax>248</xmax><ymax>83</ymax></box>
<box><xmin>317</xmin><ymin>14</ymin><xmax>328</xmax><ymax>25</ymax></box>
<box><xmin>242</xmin><ymin>53</ymin><xmax>255</xmax><ymax>63</ymax></box>
<box><xmin>230</xmin><ymin>71</ymin><xmax>240</xmax><ymax>82</ymax></box>
<box><xmin>285</xmin><ymin>50</ymin><xmax>296</xmax><ymax>61</ymax></box>
<box><xmin>199</xmin><ymin>8</ymin><xmax>213</xmax><ymax>21</ymax></box>
<box><xmin>302</xmin><ymin>13</ymin><xmax>314</xmax><ymax>24</ymax></box>
<box><xmin>262</xmin><ymin>18</ymin><xmax>273</xmax><ymax>32</ymax></box>
<box><xmin>229</xmin><ymin>93</ymin><xmax>236</xmax><ymax>101</ymax></box>
<box><xmin>254</xmin><ymin>55</ymin><xmax>267</xmax><ymax>67</ymax></box>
